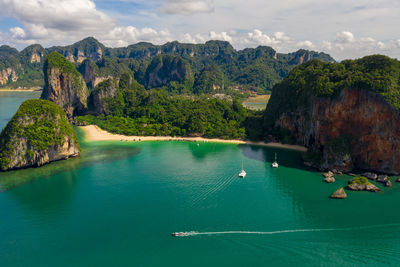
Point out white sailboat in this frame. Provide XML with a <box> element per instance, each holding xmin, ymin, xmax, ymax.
<box><xmin>272</xmin><ymin>153</ymin><xmax>279</xmax><ymax>168</ymax></box>
<box><xmin>238</xmin><ymin>161</ymin><xmax>246</xmax><ymax>178</ymax></box>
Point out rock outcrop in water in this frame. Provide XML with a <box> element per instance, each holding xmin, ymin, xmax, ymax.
<box><xmin>330</xmin><ymin>187</ymin><xmax>347</xmax><ymax>199</ymax></box>
<box><xmin>264</xmin><ymin>55</ymin><xmax>400</xmax><ymax>174</ymax></box>
<box><xmin>0</xmin><ymin>99</ymin><xmax>80</xmax><ymax>171</ymax></box>
<box><xmin>346</xmin><ymin>177</ymin><xmax>380</xmax><ymax>192</ymax></box>
<box><xmin>41</xmin><ymin>52</ymin><xmax>89</xmax><ymax>119</ymax></box>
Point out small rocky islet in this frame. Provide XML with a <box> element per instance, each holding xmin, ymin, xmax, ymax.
<box><xmin>330</xmin><ymin>187</ymin><xmax>347</xmax><ymax>199</ymax></box>
<box><xmin>0</xmin><ymin>99</ymin><xmax>80</xmax><ymax>171</ymax></box>
<box><xmin>326</xmin><ymin>171</ymin><xmax>400</xmax><ymax>198</ymax></box>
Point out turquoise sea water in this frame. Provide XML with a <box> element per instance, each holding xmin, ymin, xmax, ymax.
<box><xmin>1</xmin><ymin>92</ymin><xmax>400</xmax><ymax>266</ymax></box>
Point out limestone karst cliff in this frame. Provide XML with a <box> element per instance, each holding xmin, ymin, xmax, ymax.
<box><xmin>0</xmin><ymin>68</ymin><xmax>18</xmax><ymax>85</ymax></box>
<box><xmin>144</xmin><ymin>55</ymin><xmax>193</xmax><ymax>89</ymax></box>
<box><xmin>90</xmin><ymin>78</ymin><xmax>118</xmax><ymax>115</ymax></box>
<box><xmin>264</xmin><ymin>55</ymin><xmax>400</xmax><ymax>174</ymax></box>
<box><xmin>41</xmin><ymin>52</ymin><xmax>90</xmax><ymax>119</ymax></box>
<box><xmin>0</xmin><ymin>99</ymin><xmax>80</xmax><ymax>171</ymax></box>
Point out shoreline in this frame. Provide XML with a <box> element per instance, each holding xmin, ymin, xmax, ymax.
<box><xmin>0</xmin><ymin>89</ymin><xmax>42</xmax><ymax>92</ymax></box>
<box><xmin>80</xmin><ymin>125</ymin><xmax>307</xmax><ymax>152</ymax></box>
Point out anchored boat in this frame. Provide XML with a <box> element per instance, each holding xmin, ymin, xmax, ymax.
<box><xmin>239</xmin><ymin>161</ymin><xmax>247</xmax><ymax>178</ymax></box>
<box><xmin>272</xmin><ymin>153</ymin><xmax>279</xmax><ymax>168</ymax></box>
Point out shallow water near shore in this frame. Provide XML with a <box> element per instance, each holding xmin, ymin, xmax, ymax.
<box><xmin>1</xmin><ymin>92</ymin><xmax>400</xmax><ymax>266</ymax></box>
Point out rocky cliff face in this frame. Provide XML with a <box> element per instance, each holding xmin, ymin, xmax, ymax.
<box><xmin>90</xmin><ymin>78</ymin><xmax>117</xmax><ymax>115</ymax></box>
<box><xmin>265</xmin><ymin>55</ymin><xmax>400</xmax><ymax>174</ymax></box>
<box><xmin>78</xmin><ymin>59</ymin><xmax>96</xmax><ymax>88</ymax></box>
<box><xmin>276</xmin><ymin>88</ymin><xmax>400</xmax><ymax>174</ymax></box>
<box><xmin>30</xmin><ymin>53</ymin><xmax>42</xmax><ymax>63</ymax></box>
<box><xmin>51</xmin><ymin>37</ymin><xmax>104</xmax><ymax>63</ymax></box>
<box><xmin>41</xmin><ymin>52</ymin><xmax>89</xmax><ymax>119</ymax></box>
<box><xmin>144</xmin><ymin>55</ymin><xmax>193</xmax><ymax>88</ymax></box>
<box><xmin>77</xmin><ymin>59</ymin><xmax>112</xmax><ymax>89</ymax></box>
<box><xmin>0</xmin><ymin>99</ymin><xmax>80</xmax><ymax>171</ymax></box>
<box><xmin>0</xmin><ymin>68</ymin><xmax>18</xmax><ymax>85</ymax></box>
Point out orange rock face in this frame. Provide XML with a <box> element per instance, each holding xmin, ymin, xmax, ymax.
<box><xmin>276</xmin><ymin>88</ymin><xmax>400</xmax><ymax>174</ymax></box>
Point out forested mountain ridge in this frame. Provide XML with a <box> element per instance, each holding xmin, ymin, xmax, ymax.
<box><xmin>0</xmin><ymin>37</ymin><xmax>334</xmax><ymax>93</ymax></box>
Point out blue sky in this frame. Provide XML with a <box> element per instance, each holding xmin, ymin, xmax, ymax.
<box><xmin>0</xmin><ymin>0</ymin><xmax>399</xmax><ymax>60</ymax></box>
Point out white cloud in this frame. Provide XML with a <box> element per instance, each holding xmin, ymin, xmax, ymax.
<box><xmin>9</xmin><ymin>27</ymin><xmax>25</xmax><ymax>39</ymax></box>
<box><xmin>102</xmin><ymin>26</ymin><xmax>172</xmax><ymax>47</ymax></box>
<box><xmin>180</xmin><ymin>33</ymin><xmax>205</xmax><ymax>43</ymax></box>
<box><xmin>321</xmin><ymin>41</ymin><xmax>333</xmax><ymax>51</ymax></box>
<box><xmin>0</xmin><ymin>0</ymin><xmax>114</xmax><ymax>44</ymax></box>
<box><xmin>159</xmin><ymin>0</ymin><xmax>214</xmax><ymax>15</ymax></box>
<box><xmin>0</xmin><ymin>0</ymin><xmax>399</xmax><ymax>60</ymax></box>
<box><xmin>296</xmin><ymin>40</ymin><xmax>315</xmax><ymax>49</ymax></box>
<box><xmin>321</xmin><ymin>31</ymin><xmax>400</xmax><ymax>59</ymax></box>
<box><xmin>335</xmin><ymin>31</ymin><xmax>355</xmax><ymax>44</ymax></box>
<box><xmin>246</xmin><ymin>29</ymin><xmax>273</xmax><ymax>46</ymax></box>
<box><xmin>209</xmin><ymin>31</ymin><xmax>232</xmax><ymax>42</ymax></box>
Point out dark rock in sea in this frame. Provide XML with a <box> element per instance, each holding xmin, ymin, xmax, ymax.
<box><xmin>377</xmin><ymin>175</ymin><xmax>388</xmax><ymax>183</ymax></box>
<box><xmin>363</xmin><ymin>172</ymin><xmax>378</xmax><ymax>180</ymax></box>
<box><xmin>324</xmin><ymin>176</ymin><xmax>335</xmax><ymax>183</ymax></box>
<box><xmin>0</xmin><ymin>99</ymin><xmax>80</xmax><ymax>171</ymax></box>
<box><xmin>385</xmin><ymin>180</ymin><xmax>392</xmax><ymax>187</ymax></box>
<box><xmin>346</xmin><ymin>177</ymin><xmax>381</xmax><ymax>192</ymax></box>
<box><xmin>396</xmin><ymin>178</ymin><xmax>400</xmax><ymax>183</ymax></box>
<box><xmin>330</xmin><ymin>187</ymin><xmax>347</xmax><ymax>199</ymax></box>
<box><xmin>304</xmin><ymin>161</ymin><xmax>312</xmax><ymax>167</ymax></box>
<box><xmin>322</xmin><ymin>171</ymin><xmax>334</xmax><ymax>178</ymax></box>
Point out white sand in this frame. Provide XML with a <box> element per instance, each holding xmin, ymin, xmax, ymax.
<box><xmin>0</xmin><ymin>89</ymin><xmax>41</xmax><ymax>92</ymax></box>
<box><xmin>80</xmin><ymin>125</ymin><xmax>307</xmax><ymax>152</ymax></box>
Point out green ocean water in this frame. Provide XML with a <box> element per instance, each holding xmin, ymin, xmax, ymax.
<box><xmin>1</xmin><ymin>92</ymin><xmax>400</xmax><ymax>266</ymax></box>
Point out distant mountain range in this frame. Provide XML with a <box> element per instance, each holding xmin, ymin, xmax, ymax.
<box><xmin>0</xmin><ymin>37</ymin><xmax>335</xmax><ymax>93</ymax></box>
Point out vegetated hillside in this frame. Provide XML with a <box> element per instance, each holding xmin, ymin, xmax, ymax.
<box><xmin>76</xmin><ymin>72</ymin><xmax>254</xmax><ymax>139</ymax></box>
<box><xmin>0</xmin><ymin>37</ymin><xmax>334</xmax><ymax>93</ymax></box>
<box><xmin>144</xmin><ymin>55</ymin><xmax>194</xmax><ymax>91</ymax></box>
<box><xmin>0</xmin><ymin>99</ymin><xmax>80</xmax><ymax>171</ymax></box>
<box><xmin>0</xmin><ymin>44</ymin><xmax>46</xmax><ymax>88</ymax></box>
<box><xmin>36</xmin><ymin>52</ymin><xmax>256</xmax><ymax>140</ymax></box>
<box><xmin>264</xmin><ymin>55</ymin><xmax>400</xmax><ymax>174</ymax></box>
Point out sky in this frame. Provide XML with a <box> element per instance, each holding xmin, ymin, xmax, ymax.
<box><xmin>0</xmin><ymin>0</ymin><xmax>399</xmax><ymax>60</ymax></box>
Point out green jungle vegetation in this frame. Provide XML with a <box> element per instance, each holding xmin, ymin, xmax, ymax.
<box><xmin>0</xmin><ymin>99</ymin><xmax>78</xmax><ymax>169</ymax></box>
<box><xmin>77</xmin><ymin>73</ymin><xmax>263</xmax><ymax>140</ymax></box>
<box><xmin>0</xmin><ymin>37</ymin><xmax>334</xmax><ymax>93</ymax></box>
<box><xmin>349</xmin><ymin>176</ymin><xmax>371</xmax><ymax>186</ymax></box>
<box><xmin>264</xmin><ymin>55</ymin><xmax>400</xmax><ymax>132</ymax></box>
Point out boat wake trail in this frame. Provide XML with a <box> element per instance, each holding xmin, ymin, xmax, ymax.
<box><xmin>174</xmin><ymin>229</ymin><xmax>335</xmax><ymax>237</ymax></box>
<box><xmin>173</xmin><ymin>223</ymin><xmax>400</xmax><ymax>237</ymax></box>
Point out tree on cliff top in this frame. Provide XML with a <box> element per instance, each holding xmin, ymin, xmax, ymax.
<box><xmin>264</xmin><ymin>54</ymin><xmax>400</xmax><ymax>130</ymax></box>
<box><xmin>0</xmin><ymin>99</ymin><xmax>79</xmax><ymax>171</ymax></box>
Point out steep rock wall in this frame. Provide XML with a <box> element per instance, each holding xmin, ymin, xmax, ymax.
<box><xmin>41</xmin><ymin>52</ymin><xmax>89</xmax><ymax>119</ymax></box>
<box><xmin>276</xmin><ymin>88</ymin><xmax>400</xmax><ymax>174</ymax></box>
<box><xmin>0</xmin><ymin>99</ymin><xmax>80</xmax><ymax>171</ymax></box>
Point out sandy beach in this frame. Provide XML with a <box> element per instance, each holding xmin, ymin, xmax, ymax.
<box><xmin>80</xmin><ymin>125</ymin><xmax>307</xmax><ymax>152</ymax></box>
<box><xmin>0</xmin><ymin>89</ymin><xmax>41</xmax><ymax>92</ymax></box>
